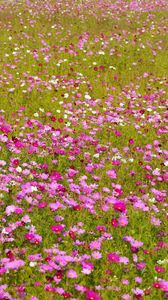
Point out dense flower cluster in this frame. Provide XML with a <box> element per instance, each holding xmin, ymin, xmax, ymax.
<box><xmin>0</xmin><ymin>0</ymin><xmax>168</xmax><ymax>299</ymax></box>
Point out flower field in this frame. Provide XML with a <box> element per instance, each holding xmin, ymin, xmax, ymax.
<box><xmin>0</xmin><ymin>0</ymin><xmax>168</xmax><ymax>299</ymax></box>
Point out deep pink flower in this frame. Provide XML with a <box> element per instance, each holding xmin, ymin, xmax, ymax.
<box><xmin>113</xmin><ymin>201</ymin><xmax>126</xmax><ymax>213</ymax></box>
<box><xmin>153</xmin><ymin>282</ymin><xmax>161</xmax><ymax>289</ymax></box>
<box><xmin>50</xmin><ymin>171</ymin><xmax>62</xmax><ymax>181</ymax></box>
<box><xmin>107</xmin><ymin>252</ymin><xmax>120</xmax><ymax>263</ymax></box>
<box><xmin>0</xmin><ymin>124</ymin><xmax>12</xmax><ymax>134</ymax></box>
<box><xmin>155</xmin><ymin>266</ymin><xmax>165</xmax><ymax>273</ymax></box>
<box><xmin>129</xmin><ymin>139</ymin><xmax>134</xmax><ymax>144</ymax></box>
<box><xmin>111</xmin><ymin>218</ymin><xmax>118</xmax><ymax>227</ymax></box>
<box><xmin>51</xmin><ymin>224</ymin><xmax>64</xmax><ymax>234</ymax></box>
<box><xmin>25</xmin><ymin>232</ymin><xmax>42</xmax><ymax>244</ymax></box>
<box><xmin>96</xmin><ymin>225</ymin><xmax>106</xmax><ymax>232</ymax></box>
<box><xmin>85</xmin><ymin>290</ymin><xmax>102</xmax><ymax>300</ymax></box>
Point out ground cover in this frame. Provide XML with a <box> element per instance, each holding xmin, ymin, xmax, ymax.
<box><xmin>0</xmin><ymin>0</ymin><xmax>168</xmax><ymax>299</ymax></box>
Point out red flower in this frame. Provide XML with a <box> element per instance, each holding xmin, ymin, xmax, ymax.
<box><xmin>50</xmin><ymin>116</ymin><xmax>56</xmax><ymax>122</ymax></box>
<box><xmin>69</xmin><ymin>231</ymin><xmax>76</xmax><ymax>240</ymax></box>
<box><xmin>55</xmin><ymin>271</ymin><xmax>63</xmax><ymax>279</ymax></box>
<box><xmin>58</xmin><ymin>118</ymin><xmax>63</xmax><ymax>123</ymax></box>
<box><xmin>73</xmin><ymin>205</ymin><xmax>81</xmax><ymax>211</ymax></box>
<box><xmin>63</xmin><ymin>292</ymin><xmax>71</xmax><ymax>298</ymax></box>
<box><xmin>153</xmin><ymin>282</ymin><xmax>161</xmax><ymax>289</ymax></box>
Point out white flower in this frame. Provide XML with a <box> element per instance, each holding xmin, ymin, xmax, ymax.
<box><xmin>29</xmin><ymin>262</ymin><xmax>37</xmax><ymax>267</ymax></box>
<box><xmin>31</xmin><ymin>186</ymin><xmax>37</xmax><ymax>192</ymax></box>
<box><xmin>93</xmin><ymin>153</ymin><xmax>99</xmax><ymax>158</ymax></box>
<box><xmin>85</xmin><ymin>94</ymin><xmax>91</xmax><ymax>100</ymax></box>
<box><xmin>16</xmin><ymin>166</ymin><xmax>22</xmax><ymax>173</ymax></box>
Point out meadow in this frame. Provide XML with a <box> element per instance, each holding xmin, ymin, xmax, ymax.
<box><xmin>0</xmin><ymin>0</ymin><xmax>168</xmax><ymax>299</ymax></box>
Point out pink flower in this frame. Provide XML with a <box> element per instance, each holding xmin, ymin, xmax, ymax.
<box><xmin>82</xmin><ymin>261</ymin><xmax>94</xmax><ymax>270</ymax></box>
<box><xmin>136</xmin><ymin>262</ymin><xmax>146</xmax><ymax>271</ymax></box>
<box><xmin>106</xmin><ymin>169</ymin><xmax>117</xmax><ymax>179</ymax></box>
<box><xmin>49</xmin><ymin>202</ymin><xmax>63</xmax><ymax>211</ymax></box>
<box><xmin>119</xmin><ymin>256</ymin><xmax>129</xmax><ymax>265</ymax></box>
<box><xmin>89</xmin><ymin>240</ymin><xmax>101</xmax><ymax>250</ymax></box>
<box><xmin>134</xmin><ymin>277</ymin><xmax>142</xmax><ymax>284</ymax></box>
<box><xmin>151</xmin><ymin>216</ymin><xmax>162</xmax><ymax>226</ymax></box>
<box><xmin>159</xmin><ymin>279</ymin><xmax>168</xmax><ymax>292</ymax></box>
<box><xmin>107</xmin><ymin>252</ymin><xmax>120</xmax><ymax>263</ymax></box>
<box><xmin>118</xmin><ymin>214</ymin><xmax>128</xmax><ymax>226</ymax></box>
<box><xmin>132</xmin><ymin>288</ymin><xmax>144</xmax><ymax>296</ymax></box>
<box><xmin>66</xmin><ymin>269</ymin><xmax>77</xmax><ymax>279</ymax></box>
<box><xmin>5</xmin><ymin>259</ymin><xmax>25</xmax><ymax>270</ymax></box>
<box><xmin>96</xmin><ymin>226</ymin><xmax>106</xmax><ymax>232</ymax></box>
<box><xmin>122</xmin><ymin>279</ymin><xmax>129</xmax><ymax>285</ymax></box>
<box><xmin>92</xmin><ymin>251</ymin><xmax>102</xmax><ymax>260</ymax></box>
<box><xmin>122</xmin><ymin>294</ymin><xmax>131</xmax><ymax>300</ymax></box>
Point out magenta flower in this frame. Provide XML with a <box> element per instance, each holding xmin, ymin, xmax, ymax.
<box><xmin>50</xmin><ymin>171</ymin><xmax>62</xmax><ymax>181</ymax></box>
<box><xmin>96</xmin><ymin>225</ymin><xmax>106</xmax><ymax>232</ymax></box>
<box><xmin>111</xmin><ymin>218</ymin><xmax>118</xmax><ymax>227</ymax></box>
<box><xmin>0</xmin><ymin>124</ymin><xmax>12</xmax><ymax>134</ymax></box>
<box><xmin>155</xmin><ymin>266</ymin><xmax>165</xmax><ymax>273</ymax></box>
<box><xmin>25</xmin><ymin>232</ymin><xmax>42</xmax><ymax>244</ymax></box>
<box><xmin>113</xmin><ymin>201</ymin><xmax>126</xmax><ymax>213</ymax></box>
<box><xmin>51</xmin><ymin>224</ymin><xmax>64</xmax><ymax>234</ymax></box>
<box><xmin>85</xmin><ymin>289</ymin><xmax>102</xmax><ymax>300</ymax></box>
<box><xmin>107</xmin><ymin>252</ymin><xmax>120</xmax><ymax>263</ymax></box>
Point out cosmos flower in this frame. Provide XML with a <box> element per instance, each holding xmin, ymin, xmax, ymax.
<box><xmin>107</xmin><ymin>252</ymin><xmax>120</xmax><ymax>263</ymax></box>
<box><xmin>51</xmin><ymin>224</ymin><xmax>64</xmax><ymax>234</ymax></box>
<box><xmin>4</xmin><ymin>259</ymin><xmax>25</xmax><ymax>270</ymax></box>
<box><xmin>85</xmin><ymin>289</ymin><xmax>102</xmax><ymax>300</ymax></box>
